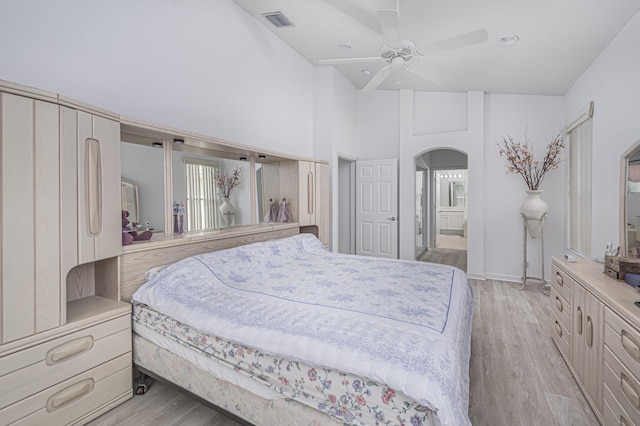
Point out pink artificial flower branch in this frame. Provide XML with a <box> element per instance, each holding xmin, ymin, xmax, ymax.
<box><xmin>497</xmin><ymin>130</ymin><xmax>567</xmax><ymax>191</ymax></box>
<box><xmin>214</xmin><ymin>166</ymin><xmax>243</xmax><ymax>199</ymax></box>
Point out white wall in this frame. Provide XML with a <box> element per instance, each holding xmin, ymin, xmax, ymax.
<box><xmin>312</xmin><ymin>67</ymin><xmax>359</xmax><ymax>250</ymax></box>
<box><xmin>483</xmin><ymin>94</ymin><xmax>565</xmax><ymax>281</ymax></box>
<box><xmin>357</xmin><ymin>91</ymin><xmax>400</xmax><ymax>159</ymax></box>
<box><xmin>0</xmin><ymin>0</ymin><xmax>315</xmax><ymax>157</ymax></box>
<box><xmin>565</xmin><ymin>11</ymin><xmax>640</xmax><ymax>257</ymax></box>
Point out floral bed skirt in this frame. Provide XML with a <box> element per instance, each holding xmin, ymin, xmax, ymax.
<box><xmin>133</xmin><ymin>303</ymin><xmax>437</xmax><ymax>426</ymax></box>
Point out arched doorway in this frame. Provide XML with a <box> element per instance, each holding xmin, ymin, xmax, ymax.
<box><xmin>415</xmin><ymin>148</ymin><xmax>468</xmax><ymax>272</ymax></box>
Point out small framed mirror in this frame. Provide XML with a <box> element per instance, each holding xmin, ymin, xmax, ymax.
<box><xmin>622</xmin><ymin>139</ymin><xmax>640</xmax><ymax>257</ymax></box>
<box><xmin>121</xmin><ymin>179</ymin><xmax>139</xmax><ymax>225</ymax></box>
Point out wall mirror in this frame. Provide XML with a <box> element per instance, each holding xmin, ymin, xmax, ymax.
<box><xmin>622</xmin><ymin>139</ymin><xmax>640</xmax><ymax>257</ymax></box>
<box><xmin>256</xmin><ymin>160</ymin><xmax>282</xmax><ymax>223</ymax></box>
<box><xmin>120</xmin><ymin>141</ymin><xmax>165</xmax><ymax>234</ymax></box>
<box><xmin>121</xmin><ymin>179</ymin><xmax>139</xmax><ymax>225</ymax></box>
<box><xmin>172</xmin><ymin>144</ymin><xmax>251</xmax><ymax>231</ymax></box>
<box><xmin>437</xmin><ymin>170</ymin><xmax>467</xmax><ymax>209</ymax></box>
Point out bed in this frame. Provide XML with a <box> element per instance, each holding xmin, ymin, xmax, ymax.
<box><xmin>129</xmin><ymin>233</ymin><xmax>473</xmax><ymax>426</ymax></box>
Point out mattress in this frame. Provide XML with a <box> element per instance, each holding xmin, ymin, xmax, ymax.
<box><xmin>132</xmin><ymin>233</ymin><xmax>473</xmax><ymax>425</ymax></box>
<box><xmin>133</xmin><ymin>302</ymin><xmax>436</xmax><ymax>426</ymax></box>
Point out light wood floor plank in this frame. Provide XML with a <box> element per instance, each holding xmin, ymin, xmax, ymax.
<box><xmin>89</xmin><ymin>278</ymin><xmax>599</xmax><ymax>426</ymax></box>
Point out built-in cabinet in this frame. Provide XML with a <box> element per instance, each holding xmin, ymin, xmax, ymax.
<box><xmin>298</xmin><ymin>160</ymin><xmax>329</xmax><ymax>247</ymax></box>
<box><xmin>298</xmin><ymin>161</ymin><xmax>316</xmax><ymax>226</ymax></box>
<box><xmin>0</xmin><ymin>82</ymin><xmax>131</xmax><ymax>425</ymax></box>
<box><xmin>60</xmin><ymin>105</ymin><xmax>122</xmax><ymax>265</ymax></box>
<box><xmin>551</xmin><ymin>257</ymin><xmax>640</xmax><ymax>425</ymax></box>
<box><xmin>1</xmin><ymin>91</ymin><xmax>62</xmax><ymax>342</ymax></box>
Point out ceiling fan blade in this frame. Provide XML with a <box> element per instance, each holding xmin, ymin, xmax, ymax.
<box><xmin>377</xmin><ymin>9</ymin><xmax>401</xmax><ymax>46</ymax></box>
<box><xmin>318</xmin><ymin>56</ymin><xmax>384</xmax><ymax>65</ymax></box>
<box><xmin>405</xmin><ymin>62</ymin><xmax>449</xmax><ymax>85</ymax></box>
<box><xmin>417</xmin><ymin>28</ymin><xmax>489</xmax><ymax>55</ymax></box>
<box><xmin>322</xmin><ymin>0</ymin><xmax>383</xmax><ymax>34</ymax></box>
<box><xmin>362</xmin><ymin>65</ymin><xmax>395</xmax><ymax>91</ymax></box>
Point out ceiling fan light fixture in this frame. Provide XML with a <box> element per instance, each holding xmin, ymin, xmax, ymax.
<box><xmin>498</xmin><ymin>34</ymin><xmax>519</xmax><ymax>46</ymax></box>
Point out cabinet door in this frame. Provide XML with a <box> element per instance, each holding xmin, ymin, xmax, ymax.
<box><xmin>62</xmin><ymin>109</ymin><xmax>121</xmax><ymax>266</ymax></box>
<box><xmin>315</xmin><ymin>162</ymin><xmax>330</xmax><ymax>247</ymax></box>
<box><xmin>572</xmin><ymin>281</ymin><xmax>604</xmax><ymax>413</ymax></box>
<box><xmin>584</xmin><ymin>287</ymin><xmax>604</xmax><ymax>413</ymax></box>
<box><xmin>298</xmin><ymin>161</ymin><xmax>315</xmax><ymax>226</ymax></box>
<box><xmin>1</xmin><ymin>93</ymin><xmax>61</xmax><ymax>343</ymax></box>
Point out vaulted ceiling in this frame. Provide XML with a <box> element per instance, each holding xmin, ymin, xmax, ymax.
<box><xmin>233</xmin><ymin>0</ymin><xmax>640</xmax><ymax>95</ymax></box>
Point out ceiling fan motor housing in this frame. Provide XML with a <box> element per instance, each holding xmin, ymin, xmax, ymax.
<box><xmin>380</xmin><ymin>40</ymin><xmax>420</xmax><ymax>63</ymax></box>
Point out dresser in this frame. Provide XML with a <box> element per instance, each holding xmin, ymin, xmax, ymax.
<box><xmin>0</xmin><ymin>81</ymin><xmax>131</xmax><ymax>424</ymax></box>
<box><xmin>551</xmin><ymin>257</ymin><xmax>640</xmax><ymax>425</ymax></box>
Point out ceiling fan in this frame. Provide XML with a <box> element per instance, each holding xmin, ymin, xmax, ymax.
<box><xmin>319</xmin><ymin>0</ymin><xmax>488</xmax><ymax>91</ymax></box>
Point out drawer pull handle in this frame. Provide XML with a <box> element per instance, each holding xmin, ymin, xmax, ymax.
<box><xmin>555</xmin><ymin>297</ymin><xmax>563</xmax><ymax>312</ymax></box>
<box><xmin>555</xmin><ymin>272</ymin><xmax>563</xmax><ymax>286</ymax></box>
<box><xmin>576</xmin><ymin>306</ymin><xmax>583</xmax><ymax>336</ymax></box>
<box><xmin>586</xmin><ymin>316</ymin><xmax>593</xmax><ymax>348</ymax></box>
<box><xmin>621</xmin><ymin>373</ymin><xmax>640</xmax><ymax>409</ymax></box>
<box><xmin>46</xmin><ymin>379</ymin><xmax>94</xmax><ymax>412</ymax></box>
<box><xmin>554</xmin><ymin>321</ymin><xmax>562</xmax><ymax>338</ymax></box>
<box><xmin>622</xmin><ymin>331</ymin><xmax>640</xmax><ymax>361</ymax></box>
<box><xmin>46</xmin><ymin>336</ymin><xmax>94</xmax><ymax>365</ymax></box>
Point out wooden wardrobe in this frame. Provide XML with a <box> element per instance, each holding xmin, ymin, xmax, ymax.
<box><xmin>0</xmin><ymin>81</ymin><xmax>131</xmax><ymax>425</ymax></box>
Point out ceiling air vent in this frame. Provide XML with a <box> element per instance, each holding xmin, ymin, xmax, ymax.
<box><xmin>262</xmin><ymin>11</ymin><xmax>295</xmax><ymax>28</ymax></box>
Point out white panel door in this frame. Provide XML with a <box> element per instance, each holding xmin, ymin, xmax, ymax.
<box><xmin>356</xmin><ymin>159</ymin><xmax>398</xmax><ymax>258</ymax></box>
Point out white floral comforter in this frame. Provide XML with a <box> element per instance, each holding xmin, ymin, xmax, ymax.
<box><xmin>132</xmin><ymin>233</ymin><xmax>473</xmax><ymax>426</ymax></box>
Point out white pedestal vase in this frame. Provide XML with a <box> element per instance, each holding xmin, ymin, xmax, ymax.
<box><xmin>521</xmin><ymin>190</ymin><xmax>548</xmax><ymax>238</ymax></box>
<box><xmin>219</xmin><ymin>198</ymin><xmax>235</xmax><ymax>226</ymax></box>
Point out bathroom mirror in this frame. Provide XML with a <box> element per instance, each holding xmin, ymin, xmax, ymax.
<box><xmin>172</xmin><ymin>144</ymin><xmax>251</xmax><ymax>231</ymax></box>
<box><xmin>437</xmin><ymin>170</ymin><xmax>467</xmax><ymax>208</ymax></box>
<box><xmin>121</xmin><ymin>141</ymin><xmax>165</xmax><ymax>234</ymax></box>
<box><xmin>622</xmin><ymin>139</ymin><xmax>640</xmax><ymax>257</ymax></box>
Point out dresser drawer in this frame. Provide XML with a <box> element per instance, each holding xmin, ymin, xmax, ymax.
<box><xmin>604</xmin><ymin>383</ymin><xmax>634</xmax><ymax>426</ymax></box>
<box><xmin>604</xmin><ymin>346</ymin><xmax>640</xmax><ymax>425</ymax></box>
<box><xmin>0</xmin><ymin>314</ymin><xmax>131</xmax><ymax>409</ymax></box>
<box><xmin>605</xmin><ymin>307</ymin><xmax>640</xmax><ymax>380</ymax></box>
<box><xmin>551</xmin><ymin>263</ymin><xmax>572</xmax><ymax>303</ymax></box>
<box><xmin>551</xmin><ymin>286</ymin><xmax>571</xmax><ymax>332</ymax></box>
<box><xmin>551</xmin><ymin>312</ymin><xmax>570</xmax><ymax>360</ymax></box>
<box><xmin>1</xmin><ymin>353</ymin><xmax>131</xmax><ymax>425</ymax></box>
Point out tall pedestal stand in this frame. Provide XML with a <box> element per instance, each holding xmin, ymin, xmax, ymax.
<box><xmin>521</xmin><ymin>212</ymin><xmax>548</xmax><ymax>290</ymax></box>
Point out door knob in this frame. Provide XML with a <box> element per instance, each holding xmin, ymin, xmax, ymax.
<box><xmin>387</xmin><ymin>217</ymin><xmax>397</xmax><ymax>221</ymax></box>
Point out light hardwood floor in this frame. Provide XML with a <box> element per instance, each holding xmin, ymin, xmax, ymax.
<box><xmin>89</xmin><ymin>280</ymin><xmax>598</xmax><ymax>426</ymax></box>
